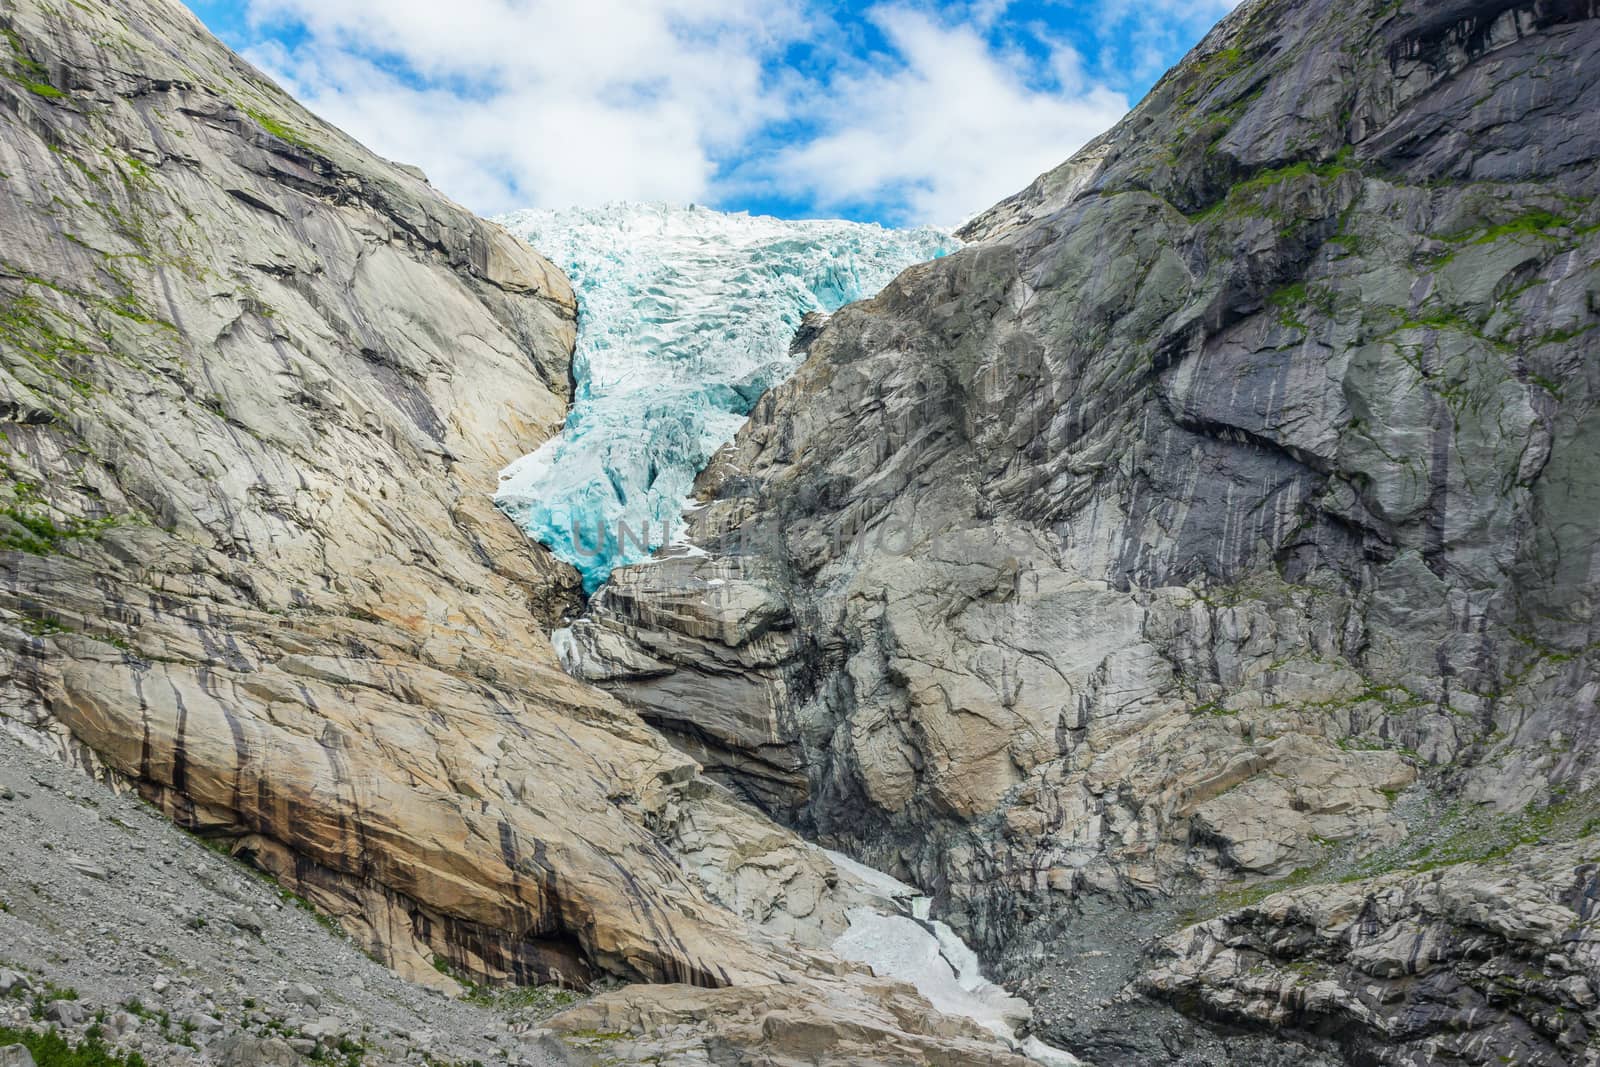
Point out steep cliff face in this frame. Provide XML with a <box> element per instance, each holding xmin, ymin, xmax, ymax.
<box><xmin>564</xmin><ymin>0</ymin><xmax>1600</xmax><ymax>1061</ymax></box>
<box><xmin>0</xmin><ymin>5</ymin><xmax>1050</xmax><ymax>1063</ymax></box>
<box><xmin>0</xmin><ymin>0</ymin><xmax>738</xmax><ymax>990</ymax></box>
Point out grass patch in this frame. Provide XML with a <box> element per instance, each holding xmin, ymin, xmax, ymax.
<box><xmin>120</xmin><ymin>999</ymin><xmax>191</xmax><ymax>1048</ymax></box>
<box><xmin>1184</xmin><ymin>789</ymin><xmax>1600</xmax><ymax>925</ymax></box>
<box><xmin>2</xmin><ymin>28</ymin><xmax>67</xmax><ymax>102</ymax></box>
<box><xmin>308</xmin><ymin>1036</ymin><xmax>366</xmax><ymax>1066</ymax></box>
<box><xmin>1268</xmin><ymin>280</ymin><xmax>1338</xmax><ymax>330</ymax></box>
<box><xmin>243</xmin><ymin>106</ymin><xmax>320</xmax><ymax>154</ymax></box>
<box><xmin>1189</xmin><ymin>152</ymin><xmax>1356</xmax><ymax>225</ymax></box>
<box><xmin>19</xmin><ymin>79</ymin><xmax>64</xmax><ymax>99</ymax></box>
<box><xmin>0</xmin><ymin>1026</ymin><xmax>147</xmax><ymax>1067</ymax></box>
<box><xmin>1190</xmin><ymin>863</ymin><xmax>1324</xmax><ymax>920</ymax></box>
<box><xmin>1431</xmin><ymin>209</ymin><xmax>1579</xmax><ymax>264</ymax></box>
<box><xmin>431</xmin><ymin>955</ymin><xmax>584</xmax><ymax>1015</ymax></box>
<box><xmin>1</xmin><ymin>291</ymin><xmax>97</xmax><ymax>364</ymax></box>
<box><xmin>1345</xmin><ymin>791</ymin><xmax>1600</xmax><ymax>878</ymax></box>
<box><xmin>0</xmin><ymin>506</ymin><xmax>118</xmax><ymax>555</ymax></box>
<box><xmin>1463</xmin><ymin>209</ymin><xmax>1572</xmax><ymax>246</ymax></box>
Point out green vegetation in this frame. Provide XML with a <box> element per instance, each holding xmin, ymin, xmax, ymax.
<box><xmin>244</xmin><ymin>105</ymin><xmax>320</xmax><ymax>154</ymax></box>
<box><xmin>1369</xmin><ymin>303</ymin><xmax>1515</xmax><ymax>358</ymax></box>
<box><xmin>563</xmin><ymin>1028</ymin><xmax>630</xmax><ymax>1043</ymax></box>
<box><xmin>308</xmin><ymin>1036</ymin><xmax>367</xmax><ymax>1067</ymax></box>
<box><xmin>1184</xmin><ymin>789</ymin><xmax>1600</xmax><ymax>925</ymax></box>
<box><xmin>1191</xmin><ymin>862</ymin><xmax>1324</xmax><ymax>920</ymax></box>
<box><xmin>0</xmin><ymin>260</ymin><xmax>181</xmax><ymax>406</ymax></box>
<box><xmin>114</xmin><ymin>152</ymin><xmax>152</xmax><ymax>184</ymax></box>
<box><xmin>0</xmin><ymin>506</ymin><xmax>118</xmax><ymax>555</ymax></box>
<box><xmin>1232</xmin><ymin>157</ymin><xmax>1355</xmax><ymax>197</ymax></box>
<box><xmin>430</xmin><ymin>955</ymin><xmax>583</xmax><ymax>1015</ymax></box>
<box><xmin>277</xmin><ymin>885</ymin><xmax>344</xmax><ymax>936</ymax></box>
<box><xmin>120</xmin><ymin>1000</ymin><xmax>190</xmax><ymax>1050</ymax></box>
<box><xmin>1351</xmin><ymin>791</ymin><xmax>1600</xmax><ymax>877</ymax></box>
<box><xmin>0</xmin><ymin>1026</ymin><xmax>147</xmax><ymax>1067</ymax></box>
<box><xmin>185</xmin><ymin>830</ymin><xmax>346</xmax><ymax>938</ymax></box>
<box><xmin>2</xmin><ymin>978</ymin><xmax>152</xmax><ymax>1063</ymax></box>
<box><xmin>1540</xmin><ymin>323</ymin><xmax>1597</xmax><ymax>345</ymax></box>
<box><xmin>1429</xmin><ymin>208</ymin><xmax>1585</xmax><ymax>267</ymax></box>
<box><xmin>1461</xmin><ymin>209</ymin><xmax>1572</xmax><ymax>246</ymax></box>
<box><xmin>1269</xmin><ymin>280</ymin><xmax>1339</xmax><ymax>330</ymax></box>
<box><xmin>3</xmin><ymin>977</ymin><xmax>81</xmax><ymax>1018</ymax></box>
<box><xmin>0</xmin><ymin>290</ymin><xmax>98</xmax><ymax>389</ymax></box>
<box><xmin>3</xmin><ymin>576</ymin><xmax>135</xmax><ymax>649</ymax></box>
<box><xmin>1174</xmin><ymin>44</ymin><xmax>1251</xmax><ymax>110</ymax></box>
<box><xmin>1188</xmin><ymin>151</ymin><xmax>1357</xmax><ymax>225</ymax></box>
<box><xmin>462</xmin><ymin>983</ymin><xmax>583</xmax><ymax>1013</ymax></box>
<box><xmin>3</xmin><ymin>28</ymin><xmax>67</xmax><ymax>101</ymax></box>
<box><xmin>3</xmin><ymin>468</ymin><xmax>118</xmax><ymax>556</ymax></box>
<box><xmin>19</xmin><ymin>614</ymin><xmax>70</xmax><ymax>637</ymax></box>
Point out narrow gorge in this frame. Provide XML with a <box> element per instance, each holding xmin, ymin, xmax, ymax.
<box><xmin>1</xmin><ymin>0</ymin><xmax>1598</xmax><ymax>1065</ymax></box>
<box><xmin>489</xmin><ymin>200</ymin><xmax>1064</xmax><ymax>1059</ymax></box>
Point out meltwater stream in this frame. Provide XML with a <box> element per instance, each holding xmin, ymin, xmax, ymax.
<box><xmin>493</xmin><ymin>203</ymin><xmax>1076</xmax><ymax>1063</ymax></box>
<box><xmin>493</xmin><ymin>202</ymin><xmax>957</xmax><ymax>592</ymax></box>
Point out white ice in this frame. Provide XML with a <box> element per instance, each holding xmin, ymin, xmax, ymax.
<box><xmin>492</xmin><ymin>202</ymin><xmax>958</xmax><ymax>591</ymax></box>
<box><xmin>821</xmin><ymin>849</ymin><xmax>1083</xmax><ymax>1065</ymax></box>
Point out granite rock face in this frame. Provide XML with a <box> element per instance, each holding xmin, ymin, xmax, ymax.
<box><xmin>0</xmin><ymin>4</ymin><xmax>1042</xmax><ymax>1062</ymax></box>
<box><xmin>0</xmin><ymin>0</ymin><xmax>750</xmax><ymax>992</ymax></box>
<box><xmin>564</xmin><ymin>0</ymin><xmax>1600</xmax><ymax>1060</ymax></box>
<box><xmin>1140</xmin><ymin>836</ymin><xmax>1600</xmax><ymax>1065</ymax></box>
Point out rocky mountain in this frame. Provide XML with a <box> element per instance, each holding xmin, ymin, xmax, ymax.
<box><xmin>560</xmin><ymin>0</ymin><xmax>1600</xmax><ymax>1063</ymax></box>
<box><xmin>0</xmin><ymin>1</ymin><xmax>1050</xmax><ymax>1064</ymax></box>
<box><xmin>5</xmin><ymin>0</ymin><xmax>1599</xmax><ymax>1063</ymax></box>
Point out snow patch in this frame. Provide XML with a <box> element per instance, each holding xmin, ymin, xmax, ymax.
<box><xmin>834</xmin><ymin>907</ymin><xmax>1030</xmax><ymax>1042</ymax></box>
<box><xmin>820</xmin><ymin>849</ymin><xmax>1084</xmax><ymax>1064</ymax></box>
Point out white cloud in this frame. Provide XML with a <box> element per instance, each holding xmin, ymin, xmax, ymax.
<box><xmin>243</xmin><ymin>0</ymin><xmax>792</xmax><ymax>213</ymax></box>
<box><xmin>213</xmin><ymin>0</ymin><xmax>1237</xmax><ymax>225</ymax></box>
<box><xmin>756</xmin><ymin>6</ymin><xmax>1127</xmax><ymax>225</ymax></box>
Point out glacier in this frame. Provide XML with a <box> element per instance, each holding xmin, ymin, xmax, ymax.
<box><xmin>492</xmin><ymin>202</ymin><xmax>959</xmax><ymax>593</ymax></box>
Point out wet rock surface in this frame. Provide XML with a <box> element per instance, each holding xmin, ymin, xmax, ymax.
<box><xmin>565</xmin><ymin>0</ymin><xmax>1600</xmax><ymax>1061</ymax></box>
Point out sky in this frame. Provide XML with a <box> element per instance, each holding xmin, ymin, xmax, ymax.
<box><xmin>181</xmin><ymin>0</ymin><xmax>1240</xmax><ymax>228</ymax></box>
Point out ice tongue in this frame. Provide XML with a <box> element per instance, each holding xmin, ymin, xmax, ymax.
<box><xmin>493</xmin><ymin>202</ymin><xmax>958</xmax><ymax>592</ymax></box>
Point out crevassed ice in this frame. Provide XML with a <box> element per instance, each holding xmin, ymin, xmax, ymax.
<box><xmin>493</xmin><ymin>202</ymin><xmax>959</xmax><ymax>593</ymax></box>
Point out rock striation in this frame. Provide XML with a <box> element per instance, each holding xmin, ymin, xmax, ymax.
<box><xmin>0</xmin><ymin>2</ymin><xmax>1043</xmax><ymax>1063</ymax></box>
<box><xmin>0</xmin><ymin>0</ymin><xmax>756</xmax><ymax>993</ymax></box>
<box><xmin>1140</xmin><ymin>836</ymin><xmax>1600</xmax><ymax>1065</ymax></box>
<box><xmin>561</xmin><ymin>0</ymin><xmax>1600</xmax><ymax>1060</ymax></box>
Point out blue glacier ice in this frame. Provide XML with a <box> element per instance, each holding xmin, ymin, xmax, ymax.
<box><xmin>492</xmin><ymin>202</ymin><xmax>960</xmax><ymax>593</ymax></box>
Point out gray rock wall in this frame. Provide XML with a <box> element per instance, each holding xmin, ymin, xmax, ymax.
<box><xmin>568</xmin><ymin>0</ymin><xmax>1600</xmax><ymax>1061</ymax></box>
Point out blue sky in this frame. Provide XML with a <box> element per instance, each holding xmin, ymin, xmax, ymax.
<box><xmin>183</xmin><ymin>0</ymin><xmax>1238</xmax><ymax>227</ymax></box>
